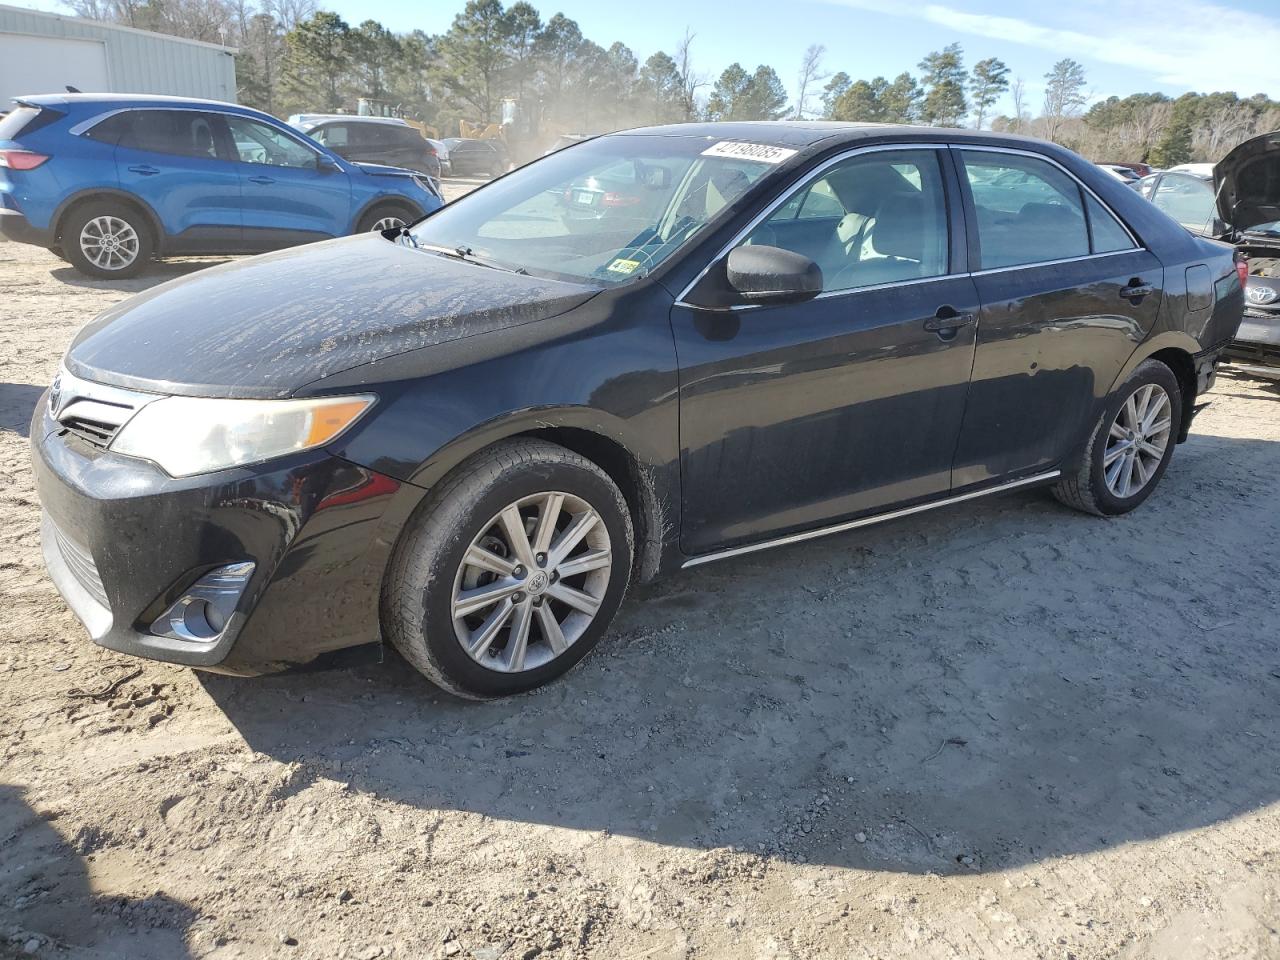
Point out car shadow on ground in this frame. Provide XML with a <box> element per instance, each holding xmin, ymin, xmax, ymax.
<box><xmin>0</xmin><ymin>383</ymin><xmax>47</xmax><ymax>438</ymax></box>
<box><xmin>200</xmin><ymin>432</ymin><xmax>1280</xmax><ymax>876</ymax></box>
<box><xmin>0</xmin><ymin>785</ymin><xmax>197</xmax><ymax>958</ymax></box>
<box><xmin>50</xmin><ymin>257</ymin><xmax>237</xmax><ymax>294</ymax></box>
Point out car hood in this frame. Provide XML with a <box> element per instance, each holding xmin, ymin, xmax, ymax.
<box><xmin>64</xmin><ymin>234</ymin><xmax>599</xmax><ymax>399</ymax></box>
<box><xmin>1215</xmin><ymin>132</ymin><xmax>1280</xmax><ymax>233</ymax></box>
<box><xmin>351</xmin><ymin>160</ymin><xmax>418</xmax><ymax>178</ymax></box>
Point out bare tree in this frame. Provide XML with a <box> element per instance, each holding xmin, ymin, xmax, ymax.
<box><xmin>674</xmin><ymin>28</ymin><xmax>705</xmax><ymax>121</ymax></box>
<box><xmin>265</xmin><ymin>0</ymin><xmax>315</xmax><ymax>32</ymax></box>
<box><xmin>793</xmin><ymin>43</ymin><xmax>828</xmax><ymax>119</ymax></box>
<box><xmin>1010</xmin><ymin>75</ymin><xmax>1026</xmax><ymax>132</ymax></box>
<box><xmin>1042</xmin><ymin>59</ymin><xmax>1087</xmax><ymax>141</ymax></box>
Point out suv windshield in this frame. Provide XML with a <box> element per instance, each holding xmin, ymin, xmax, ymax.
<box><xmin>408</xmin><ymin>135</ymin><xmax>784</xmax><ymax>285</ymax></box>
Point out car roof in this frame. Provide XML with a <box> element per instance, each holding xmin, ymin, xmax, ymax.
<box><xmin>609</xmin><ymin>120</ymin><xmax>1061</xmax><ymax>151</ymax></box>
<box><xmin>298</xmin><ymin>115</ymin><xmax>409</xmax><ymax>127</ymax></box>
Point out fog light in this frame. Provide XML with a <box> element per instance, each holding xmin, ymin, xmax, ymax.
<box><xmin>150</xmin><ymin>562</ymin><xmax>255</xmax><ymax>643</ymax></box>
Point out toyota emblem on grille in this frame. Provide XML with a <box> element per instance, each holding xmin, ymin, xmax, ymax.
<box><xmin>48</xmin><ymin>372</ymin><xmax>62</xmax><ymax>415</ymax></box>
<box><xmin>1247</xmin><ymin>284</ymin><xmax>1278</xmax><ymax>305</ymax></box>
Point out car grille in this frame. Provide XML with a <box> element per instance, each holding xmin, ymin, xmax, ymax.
<box><xmin>49</xmin><ymin>518</ymin><xmax>109</xmax><ymax>609</ymax></box>
<box><xmin>59</xmin><ymin>416</ymin><xmax>120</xmax><ymax>449</ymax></box>
<box><xmin>50</xmin><ymin>368</ymin><xmax>154</xmax><ymax>451</ymax></box>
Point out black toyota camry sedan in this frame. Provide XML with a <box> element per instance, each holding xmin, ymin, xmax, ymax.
<box><xmin>32</xmin><ymin>122</ymin><xmax>1244</xmax><ymax>699</ymax></box>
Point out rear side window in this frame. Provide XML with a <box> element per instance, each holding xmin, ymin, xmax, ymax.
<box><xmin>0</xmin><ymin>105</ymin><xmax>59</xmax><ymax>139</ymax></box>
<box><xmin>1085</xmin><ymin>194</ymin><xmax>1135</xmax><ymax>253</ymax></box>
<box><xmin>118</xmin><ymin>110</ymin><xmax>222</xmax><ymax>160</ymax></box>
<box><xmin>961</xmin><ymin>151</ymin><xmax>1089</xmax><ymax>269</ymax></box>
<box><xmin>83</xmin><ymin>112</ymin><xmax>132</xmax><ymax>144</ymax></box>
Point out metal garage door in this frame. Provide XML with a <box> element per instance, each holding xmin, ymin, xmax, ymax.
<box><xmin>0</xmin><ymin>33</ymin><xmax>109</xmax><ymax>105</ymax></box>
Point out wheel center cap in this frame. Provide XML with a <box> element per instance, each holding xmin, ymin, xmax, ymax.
<box><xmin>526</xmin><ymin>571</ymin><xmax>549</xmax><ymax>595</ymax></box>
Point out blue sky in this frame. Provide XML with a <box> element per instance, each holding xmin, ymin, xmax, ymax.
<box><xmin>29</xmin><ymin>0</ymin><xmax>1280</xmax><ymax>112</ymax></box>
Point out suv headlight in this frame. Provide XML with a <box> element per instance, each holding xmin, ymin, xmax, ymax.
<box><xmin>413</xmin><ymin>174</ymin><xmax>441</xmax><ymax>199</ymax></box>
<box><xmin>110</xmin><ymin>394</ymin><xmax>376</xmax><ymax>477</ymax></box>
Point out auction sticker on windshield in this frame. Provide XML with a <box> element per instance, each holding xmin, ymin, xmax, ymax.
<box><xmin>701</xmin><ymin>141</ymin><xmax>799</xmax><ymax>164</ymax></box>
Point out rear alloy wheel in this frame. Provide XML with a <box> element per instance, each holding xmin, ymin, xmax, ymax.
<box><xmin>383</xmin><ymin>440</ymin><xmax>634</xmax><ymax>699</ymax></box>
<box><xmin>62</xmin><ymin>201</ymin><xmax>153</xmax><ymax>279</ymax></box>
<box><xmin>1052</xmin><ymin>358</ymin><xmax>1183</xmax><ymax>516</ymax></box>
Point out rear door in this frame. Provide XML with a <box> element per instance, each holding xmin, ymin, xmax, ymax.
<box><xmin>950</xmin><ymin>148</ymin><xmax>1165</xmax><ymax>487</ymax></box>
<box><xmin>111</xmin><ymin>109</ymin><xmax>242</xmax><ymax>250</ymax></box>
<box><xmin>224</xmin><ymin>113</ymin><xmax>353</xmax><ymax>247</ymax></box>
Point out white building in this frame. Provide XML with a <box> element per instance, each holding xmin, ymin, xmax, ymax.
<box><xmin>0</xmin><ymin>3</ymin><xmax>237</xmax><ymax>109</ymax></box>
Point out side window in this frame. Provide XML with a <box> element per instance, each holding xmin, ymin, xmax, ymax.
<box><xmin>1085</xmin><ymin>194</ymin><xmax>1136</xmax><ymax>253</ymax></box>
<box><xmin>225</xmin><ymin>116</ymin><xmax>318</xmax><ymax>169</ymax></box>
<box><xmin>740</xmin><ymin>150</ymin><xmax>949</xmax><ymax>293</ymax></box>
<box><xmin>961</xmin><ymin>151</ymin><xmax>1088</xmax><ymax>269</ymax></box>
<box><xmin>118</xmin><ymin>110</ymin><xmax>222</xmax><ymax>160</ymax></box>
<box><xmin>313</xmin><ymin>124</ymin><xmax>348</xmax><ymax>148</ymax></box>
<box><xmin>1150</xmin><ymin>174</ymin><xmax>1215</xmax><ymax>232</ymax></box>
<box><xmin>83</xmin><ymin>112</ymin><xmax>133</xmax><ymax>145</ymax></box>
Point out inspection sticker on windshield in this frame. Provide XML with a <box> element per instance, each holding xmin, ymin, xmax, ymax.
<box><xmin>701</xmin><ymin>141</ymin><xmax>798</xmax><ymax>164</ymax></box>
<box><xmin>606</xmin><ymin>258</ymin><xmax>642</xmax><ymax>274</ymax></box>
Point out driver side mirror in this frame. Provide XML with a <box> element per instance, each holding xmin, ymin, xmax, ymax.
<box><xmin>726</xmin><ymin>245</ymin><xmax>823</xmax><ymax>304</ymax></box>
<box><xmin>317</xmin><ymin>156</ymin><xmax>341</xmax><ymax>174</ymax></box>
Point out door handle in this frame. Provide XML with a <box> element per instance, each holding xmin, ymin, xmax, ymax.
<box><xmin>248</xmin><ymin>175</ymin><xmax>276</xmax><ymax>185</ymax></box>
<box><xmin>1120</xmin><ymin>280</ymin><xmax>1154</xmax><ymax>301</ymax></box>
<box><xmin>923</xmin><ymin>307</ymin><xmax>978</xmax><ymax>333</ymax></box>
<box><xmin>127</xmin><ymin>165</ymin><xmax>159</xmax><ymax>176</ymax></box>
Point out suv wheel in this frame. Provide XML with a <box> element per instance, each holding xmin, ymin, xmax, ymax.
<box><xmin>382</xmin><ymin>440</ymin><xmax>634</xmax><ymax>699</ymax></box>
<box><xmin>62</xmin><ymin>201</ymin><xmax>153</xmax><ymax>279</ymax></box>
<box><xmin>1052</xmin><ymin>358</ymin><xmax>1182</xmax><ymax>516</ymax></box>
<box><xmin>357</xmin><ymin>203</ymin><xmax>415</xmax><ymax>233</ymax></box>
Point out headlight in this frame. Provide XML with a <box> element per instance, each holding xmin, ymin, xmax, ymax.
<box><xmin>413</xmin><ymin>174</ymin><xmax>441</xmax><ymax>199</ymax></box>
<box><xmin>110</xmin><ymin>394</ymin><xmax>376</xmax><ymax>477</ymax></box>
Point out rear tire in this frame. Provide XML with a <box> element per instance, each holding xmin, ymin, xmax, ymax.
<box><xmin>357</xmin><ymin>203</ymin><xmax>415</xmax><ymax>233</ymax></box>
<box><xmin>1052</xmin><ymin>358</ymin><xmax>1183</xmax><ymax>516</ymax></box>
<box><xmin>61</xmin><ymin>200</ymin><xmax>153</xmax><ymax>279</ymax></box>
<box><xmin>382</xmin><ymin>440</ymin><xmax>634</xmax><ymax>700</ymax></box>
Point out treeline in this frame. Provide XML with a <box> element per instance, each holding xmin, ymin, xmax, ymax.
<box><xmin>820</xmin><ymin>44</ymin><xmax>1280</xmax><ymax>166</ymax></box>
<box><xmin>64</xmin><ymin>0</ymin><xmax>1280</xmax><ymax>163</ymax></box>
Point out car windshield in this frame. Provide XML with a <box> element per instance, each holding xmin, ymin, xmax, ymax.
<box><xmin>407</xmin><ymin>134</ymin><xmax>784</xmax><ymax>285</ymax></box>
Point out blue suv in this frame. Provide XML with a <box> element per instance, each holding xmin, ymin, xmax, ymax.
<box><xmin>0</xmin><ymin>94</ymin><xmax>443</xmax><ymax>278</ymax></box>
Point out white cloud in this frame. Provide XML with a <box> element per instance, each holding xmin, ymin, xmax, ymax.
<box><xmin>822</xmin><ymin>0</ymin><xmax>1280</xmax><ymax>96</ymax></box>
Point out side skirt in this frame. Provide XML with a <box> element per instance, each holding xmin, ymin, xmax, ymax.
<box><xmin>681</xmin><ymin>470</ymin><xmax>1062</xmax><ymax>569</ymax></box>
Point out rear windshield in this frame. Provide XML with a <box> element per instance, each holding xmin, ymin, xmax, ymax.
<box><xmin>408</xmin><ymin>134</ymin><xmax>788</xmax><ymax>285</ymax></box>
<box><xmin>0</xmin><ymin>106</ymin><xmax>48</xmax><ymax>139</ymax></box>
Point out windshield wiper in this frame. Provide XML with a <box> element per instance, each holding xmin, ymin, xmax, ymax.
<box><xmin>414</xmin><ymin>242</ymin><xmax>528</xmax><ymax>275</ymax></box>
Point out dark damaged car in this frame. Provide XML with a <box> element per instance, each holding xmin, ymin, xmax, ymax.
<box><xmin>32</xmin><ymin>123</ymin><xmax>1244</xmax><ymax>699</ymax></box>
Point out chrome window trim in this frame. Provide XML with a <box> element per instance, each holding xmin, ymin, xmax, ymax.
<box><xmin>951</xmin><ymin>143</ymin><xmax>1142</xmax><ymax>251</ymax></box>
<box><xmin>673</xmin><ymin>140</ymin><xmax>1149</xmax><ymax>311</ymax></box>
<box><xmin>682</xmin><ymin>470</ymin><xmax>1061</xmax><ymax>568</ymax></box>
<box><xmin>673</xmin><ymin>142</ymin><xmax>951</xmax><ymax>306</ymax></box>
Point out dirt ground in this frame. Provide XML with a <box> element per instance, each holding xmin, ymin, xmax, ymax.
<box><xmin>3</xmin><ymin>184</ymin><xmax>1280</xmax><ymax>959</ymax></box>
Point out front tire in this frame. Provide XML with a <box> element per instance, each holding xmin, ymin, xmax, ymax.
<box><xmin>357</xmin><ymin>203</ymin><xmax>415</xmax><ymax>233</ymax></box>
<box><xmin>383</xmin><ymin>440</ymin><xmax>634</xmax><ymax>699</ymax></box>
<box><xmin>61</xmin><ymin>201</ymin><xmax>153</xmax><ymax>279</ymax></box>
<box><xmin>1052</xmin><ymin>358</ymin><xmax>1182</xmax><ymax>516</ymax></box>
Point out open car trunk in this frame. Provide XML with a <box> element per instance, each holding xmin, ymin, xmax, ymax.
<box><xmin>1215</xmin><ymin>132</ymin><xmax>1280</xmax><ymax>235</ymax></box>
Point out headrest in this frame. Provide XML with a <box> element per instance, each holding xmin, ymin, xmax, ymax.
<box><xmin>871</xmin><ymin>193</ymin><xmax>927</xmax><ymax>261</ymax></box>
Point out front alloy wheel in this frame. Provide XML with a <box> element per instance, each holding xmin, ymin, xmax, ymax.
<box><xmin>452</xmin><ymin>492</ymin><xmax>612</xmax><ymax>673</ymax></box>
<box><xmin>383</xmin><ymin>439</ymin><xmax>634</xmax><ymax>699</ymax></box>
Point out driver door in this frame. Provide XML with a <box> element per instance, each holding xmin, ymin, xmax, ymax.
<box><xmin>673</xmin><ymin>147</ymin><xmax>980</xmax><ymax>556</ymax></box>
<box><xmin>223</xmin><ymin>114</ymin><xmax>352</xmax><ymax>248</ymax></box>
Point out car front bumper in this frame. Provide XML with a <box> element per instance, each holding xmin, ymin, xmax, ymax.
<box><xmin>30</xmin><ymin>391</ymin><xmax>403</xmax><ymax>675</ymax></box>
<box><xmin>1224</xmin><ymin>311</ymin><xmax>1280</xmax><ymax>378</ymax></box>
